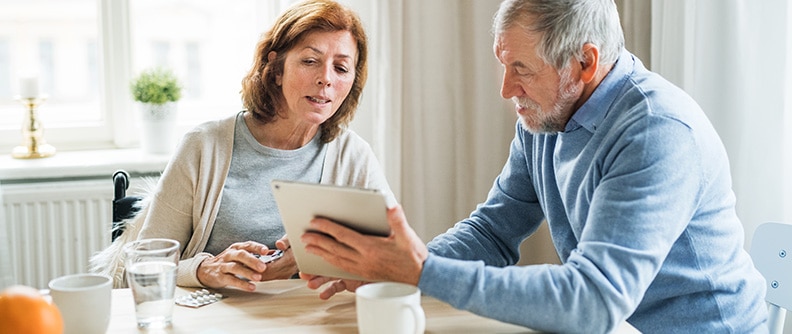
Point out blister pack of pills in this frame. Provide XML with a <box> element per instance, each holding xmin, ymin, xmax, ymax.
<box><xmin>255</xmin><ymin>249</ymin><xmax>284</xmax><ymax>263</ymax></box>
<box><xmin>175</xmin><ymin>289</ymin><xmax>225</xmax><ymax>308</ymax></box>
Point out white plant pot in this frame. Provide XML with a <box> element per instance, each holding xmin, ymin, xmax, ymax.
<box><xmin>138</xmin><ymin>102</ymin><xmax>177</xmax><ymax>154</ymax></box>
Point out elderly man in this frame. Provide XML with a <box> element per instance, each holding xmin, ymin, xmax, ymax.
<box><xmin>300</xmin><ymin>0</ymin><xmax>768</xmax><ymax>332</ymax></box>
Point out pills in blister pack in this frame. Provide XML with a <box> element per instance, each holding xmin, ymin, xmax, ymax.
<box><xmin>175</xmin><ymin>289</ymin><xmax>224</xmax><ymax>308</ymax></box>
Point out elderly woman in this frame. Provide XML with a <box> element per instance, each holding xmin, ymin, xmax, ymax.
<box><xmin>92</xmin><ymin>0</ymin><xmax>394</xmax><ymax>292</ymax></box>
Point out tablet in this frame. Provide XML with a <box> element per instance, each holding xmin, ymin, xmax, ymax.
<box><xmin>270</xmin><ymin>179</ymin><xmax>390</xmax><ymax>281</ymax></box>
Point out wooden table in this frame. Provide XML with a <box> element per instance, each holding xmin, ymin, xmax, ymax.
<box><xmin>107</xmin><ymin>279</ymin><xmax>639</xmax><ymax>333</ymax></box>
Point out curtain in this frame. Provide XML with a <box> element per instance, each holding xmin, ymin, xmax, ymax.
<box><xmin>342</xmin><ymin>0</ymin><xmax>405</xmax><ymax>199</ymax></box>
<box><xmin>398</xmin><ymin>0</ymin><xmax>516</xmax><ymax>240</ymax></box>
<box><xmin>652</xmin><ymin>0</ymin><xmax>792</xmax><ymax>250</ymax></box>
<box><xmin>350</xmin><ymin>0</ymin><xmax>561</xmax><ymax>265</ymax></box>
<box><xmin>615</xmin><ymin>0</ymin><xmax>652</xmax><ymax>67</ymax></box>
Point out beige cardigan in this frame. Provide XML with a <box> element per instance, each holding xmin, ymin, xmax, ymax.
<box><xmin>91</xmin><ymin>113</ymin><xmax>395</xmax><ymax>288</ymax></box>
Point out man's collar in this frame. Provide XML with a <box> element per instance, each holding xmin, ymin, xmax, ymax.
<box><xmin>565</xmin><ymin>49</ymin><xmax>633</xmax><ymax>133</ymax></box>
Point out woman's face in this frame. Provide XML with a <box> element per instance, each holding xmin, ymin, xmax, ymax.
<box><xmin>275</xmin><ymin>30</ymin><xmax>357</xmax><ymax>127</ymax></box>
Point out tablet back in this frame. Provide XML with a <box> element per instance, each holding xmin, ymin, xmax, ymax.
<box><xmin>271</xmin><ymin>180</ymin><xmax>390</xmax><ymax>280</ymax></box>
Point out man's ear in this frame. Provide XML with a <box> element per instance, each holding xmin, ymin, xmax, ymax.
<box><xmin>579</xmin><ymin>43</ymin><xmax>599</xmax><ymax>84</ymax></box>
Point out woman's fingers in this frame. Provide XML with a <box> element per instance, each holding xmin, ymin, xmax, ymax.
<box><xmin>197</xmin><ymin>257</ymin><xmax>258</xmax><ymax>291</ymax></box>
<box><xmin>229</xmin><ymin>241</ymin><xmax>270</xmax><ymax>255</ymax></box>
<box><xmin>197</xmin><ymin>241</ymin><xmax>283</xmax><ymax>290</ymax></box>
<box><xmin>276</xmin><ymin>235</ymin><xmax>291</xmax><ymax>250</ymax></box>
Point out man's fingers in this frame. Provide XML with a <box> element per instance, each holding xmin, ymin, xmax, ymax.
<box><xmin>307</xmin><ymin>217</ymin><xmax>367</xmax><ymax>245</ymax></box>
<box><xmin>302</xmin><ymin>273</ymin><xmax>334</xmax><ymax>289</ymax></box>
<box><xmin>318</xmin><ymin>279</ymin><xmax>368</xmax><ymax>299</ymax></box>
<box><xmin>303</xmin><ymin>236</ymin><xmax>360</xmax><ymax>271</ymax></box>
<box><xmin>318</xmin><ymin>280</ymin><xmax>348</xmax><ymax>300</ymax></box>
<box><xmin>302</xmin><ymin>228</ymin><xmax>361</xmax><ymax>263</ymax></box>
<box><xmin>386</xmin><ymin>205</ymin><xmax>409</xmax><ymax>235</ymax></box>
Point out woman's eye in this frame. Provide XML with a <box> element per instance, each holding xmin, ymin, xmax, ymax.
<box><xmin>335</xmin><ymin>65</ymin><xmax>349</xmax><ymax>74</ymax></box>
<box><xmin>302</xmin><ymin>58</ymin><xmax>317</xmax><ymax>65</ymax></box>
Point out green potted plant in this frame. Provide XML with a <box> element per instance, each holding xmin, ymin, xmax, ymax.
<box><xmin>129</xmin><ymin>67</ymin><xmax>182</xmax><ymax>154</ymax></box>
<box><xmin>130</xmin><ymin>67</ymin><xmax>182</xmax><ymax>105</ymax></box>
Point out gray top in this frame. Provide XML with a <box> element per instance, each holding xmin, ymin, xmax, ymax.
<box><xmin>204</xmin><ymin>113</ymin><xmax>326</xmax><ymax>254</ymax></box>
<box><xmin>123</xmin><ymin>110</ymin><xmax>394</xmax><ymax>288</ymax></box>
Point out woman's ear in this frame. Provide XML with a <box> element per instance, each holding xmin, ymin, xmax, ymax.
<box><xmin>579</xmin><ymin>43</ymin><xmax>599</xmax><ymax>84</ymax></box>
<box><xmin>268</xmin><ymin>51</ymin><xmax>282</xmax><ymax>86</ymax></box>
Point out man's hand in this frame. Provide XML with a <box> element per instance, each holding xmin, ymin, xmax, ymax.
<box><xmin>300</xmin><ymin>205</ymin><xmax>428</xmax><ymax>287</ymax></box>
<box><xmin>300</xmin><ymin>273</ymin><xmax>367</xmax><ymax>300</ymax></box>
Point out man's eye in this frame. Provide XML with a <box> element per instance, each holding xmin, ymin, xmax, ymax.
<box><xmin>515</xmin><ymin>68</ymin><xmax>531</xmax><ymax>76</ymax></box>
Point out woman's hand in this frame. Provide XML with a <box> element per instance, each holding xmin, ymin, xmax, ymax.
<box><xmin>196</xmin><ymin>240</ymin><xmax>296</xmax><ymax>292</ymax></box>
<box><xmin>258</xmin><ymin>236</ymin><xmax>298</xmax><ymax>281</ymax></box>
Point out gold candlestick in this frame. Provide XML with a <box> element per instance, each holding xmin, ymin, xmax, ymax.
<box><xmin>11</xmin><ymin>96</ymin><xmax>56</xmax><ymax>159</ymax></box>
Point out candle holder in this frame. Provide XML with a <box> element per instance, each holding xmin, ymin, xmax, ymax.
<box><xmin>11</xmin><ymin>96</ymin><xmax>56</xmax><ymax>159</ymax></box>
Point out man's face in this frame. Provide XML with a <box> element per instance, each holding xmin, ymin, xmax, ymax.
<box><xmin>494</xmin><ymin>26</ymin><xmax>583</xmax><ymax>133</ymax></box>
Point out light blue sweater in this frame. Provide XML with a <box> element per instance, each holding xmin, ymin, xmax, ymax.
<box><xmin>418</xmin><ymin>51</ymin><xmax>768</xmax><ymax>333</ymax></box>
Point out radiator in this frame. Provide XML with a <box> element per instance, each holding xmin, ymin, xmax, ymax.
<box><xmin>1</xmin><ymin>179</ymin><xmax>113</xmax><ymax>289</ymax></box>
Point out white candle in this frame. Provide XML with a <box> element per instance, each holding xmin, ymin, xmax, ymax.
<box><xmin>19</xmin><ymin>75</ymin><xmax>39</xmax><ymax>98</ymax></box>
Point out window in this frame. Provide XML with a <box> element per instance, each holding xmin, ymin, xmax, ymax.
<box><xmin>0</xmin><ymin>39</ymin><xmax>10</xmax><ymax>98</ymax></box>
<box><xmin>0</xmin><ymin>0</ymin><xmax>276</xmax><ymax>152</ymax></box>
<box><xmin>0</xmin><ymin>0</ymin><xmax>102</xmax><ymax>150</ymax></box>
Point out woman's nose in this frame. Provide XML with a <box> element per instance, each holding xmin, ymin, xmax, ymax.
<box><xmin>317</xmin><ymin>66</ymin><xmax>332</xmax><ymax>87</ymax></box>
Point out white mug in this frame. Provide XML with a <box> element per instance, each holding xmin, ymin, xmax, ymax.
<box><xmin>48</xmin><ymin>273</ymin><xmax>112</xmax><ymax>334</ymax></box>
<box><xmin>356</xmin><ymin>282</ymin><xmax>426</xmax><ymax>334</ymax></box>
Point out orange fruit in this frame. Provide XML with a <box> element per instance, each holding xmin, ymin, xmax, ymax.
<box><xmin>0</xmin><ymin>285</ymin><xmax>64</xmax><ymax>334</ymax></box>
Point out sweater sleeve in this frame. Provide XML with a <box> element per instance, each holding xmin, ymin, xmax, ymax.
<box><xmin>418</xmin><ymin>112</ymin><xmax>713</xmax><ymax>332</ymax></box>
<box><xmin>138</xmin><ymin>115</ymin><xmax>236</xmax><ymax>287</ymax></box>
<box><xmin>176</xmin><ymin>253</ymin><xmax>214</xmax><ymax>287</ymax></box>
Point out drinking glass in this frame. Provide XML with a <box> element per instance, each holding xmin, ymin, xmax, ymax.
<box><xmin>124</xmin><ymin>238</ymin><xmax>180</xmax><ymax>329</ymax></box>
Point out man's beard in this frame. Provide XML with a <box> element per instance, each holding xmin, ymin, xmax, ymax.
<box><xmin>514</xmin><ymin>67</ymin><xmax>581</xmax><ymax>134</ymax></box>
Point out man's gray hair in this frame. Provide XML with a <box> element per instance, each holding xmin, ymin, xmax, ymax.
<box><xmin>492</xmin><ymin>0</ymin><xmax>624</xmax><ymax>69</ymax></box>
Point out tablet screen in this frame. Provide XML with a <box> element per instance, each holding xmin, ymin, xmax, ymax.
<box><xmin>271</xmin><ymin>180</ymin><xmax>390</xmax><ymax>280</ymax></box>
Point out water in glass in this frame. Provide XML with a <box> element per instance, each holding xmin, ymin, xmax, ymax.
<box><xmin>127</xmin><ymin>260</ymin><xmax>177</xmax><ymax>329</ymax></box>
